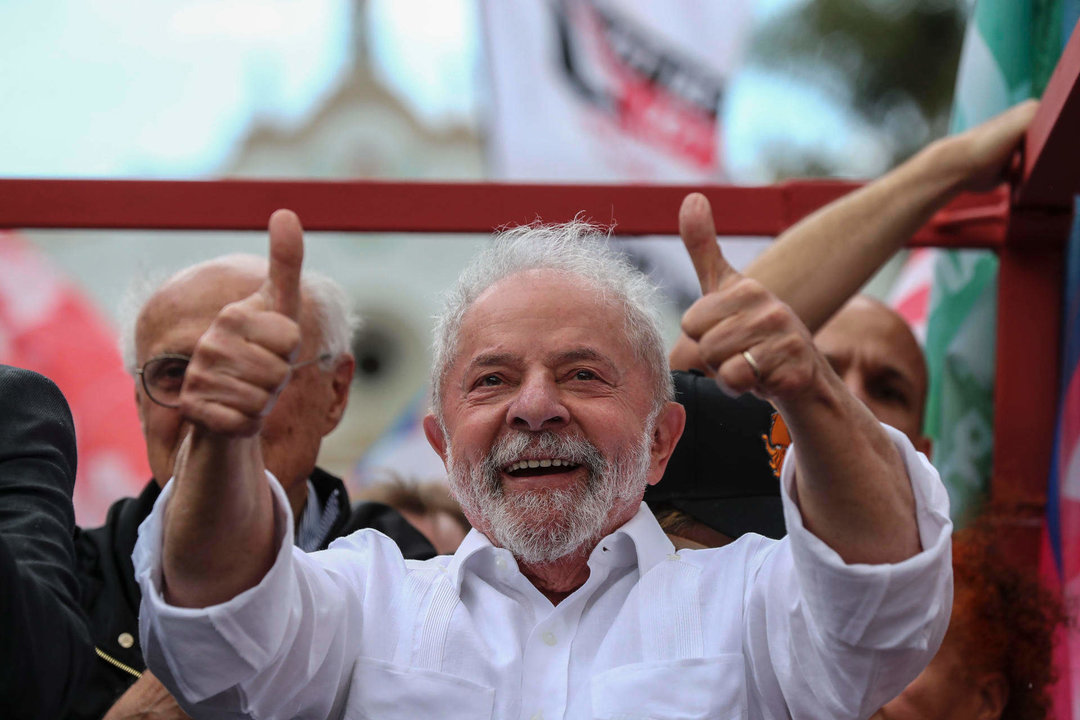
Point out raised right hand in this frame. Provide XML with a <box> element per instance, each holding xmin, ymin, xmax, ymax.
<box><xmin>178</xmin><ymin>209</ymin><xmax>304</xmax><ymax>438</ymax></box>
<box><xmin>949</xmin><ymin>99</ymin><xmax>1038</xmax><ymax>193</ymax></box>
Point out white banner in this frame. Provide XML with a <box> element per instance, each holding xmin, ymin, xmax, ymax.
<box><xmin>483</xmin><ymin>0</ymin><xmax>752</xmax><ymax>183</ymax></box>
<box><xmin>483</xmin><ymin>0</ymin><xmax>757</xmax><ymax>309</ymax></box>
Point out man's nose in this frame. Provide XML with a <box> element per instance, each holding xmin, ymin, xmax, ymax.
<box><xmin>506</xmin><ymin>375</ymin><xmax>569</xmax><ymax>432</ymax></box>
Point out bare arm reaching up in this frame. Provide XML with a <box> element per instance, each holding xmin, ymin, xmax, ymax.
<box><xmin>671</xmin><ymin>100</ymin><xmax>1038</xmax><ymax>372</ymax></box>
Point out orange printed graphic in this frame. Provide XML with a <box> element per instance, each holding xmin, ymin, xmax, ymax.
<box><xmin>763</xmin><ymin>413</ymin><xmax>791</xmax><ymax>479</ymax></box>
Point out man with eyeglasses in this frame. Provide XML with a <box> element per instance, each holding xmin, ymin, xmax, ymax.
<box><xmin>68</xmin><ymin>254</ymin><xmax>435</xmax><ymax>720</ymax></box>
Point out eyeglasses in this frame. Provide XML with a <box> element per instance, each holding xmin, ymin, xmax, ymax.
<box><xmin>135</xmin><ymin>352</ymin><xmax>332</xmax><ymax>409</ymax></box>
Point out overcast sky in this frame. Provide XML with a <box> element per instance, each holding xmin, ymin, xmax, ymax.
<box><xmin>0</xmin><ymin>0</ymin><xmax>889</xmax><ymax>182</ymax></box>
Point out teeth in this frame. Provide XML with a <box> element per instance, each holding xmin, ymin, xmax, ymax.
<box><xmin>506</xmin><ymin>458</ymin><xmax>571</xmax><ymax>473</ymax></box>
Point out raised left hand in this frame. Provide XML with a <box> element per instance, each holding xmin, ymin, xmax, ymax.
<box><xmin>678</xmin><ymin>193</ymin><xmax>828</xmax><ymax>406</ymax></box>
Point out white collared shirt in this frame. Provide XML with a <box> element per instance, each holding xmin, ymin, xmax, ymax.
<box><xmin>135</xmin><ymin>425</ymin><xmax>952</xmax><ymax>720</ymax></box>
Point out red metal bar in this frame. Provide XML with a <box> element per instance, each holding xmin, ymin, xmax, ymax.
<box><xmin>989</xmin><ymin>18</ymin><xmax>1080</xmax><ymax>569</ymax></box>
<box><xmin>0</xmin><ymin>177</ymin><xmax>1005</xmax><ymax>247</ymax></box>
<box><xmin>990</xmin><ymin>208</ymin><xmax>1070</xmax><ymax>566</ymax></box>
<box><xmin>1016</xmin><ymin>18</ymin><xmax>1080</xmax><ymax>209</ymax></box>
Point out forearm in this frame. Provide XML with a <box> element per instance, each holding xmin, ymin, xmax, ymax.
<box><xmin>776</xmin><ymin>367</ymin><xmax>920</xmax><ymax>564</ymax></box>
<box><xmin>670</xmin><ymin>138</ymin><xmax>969</xmax><ymax>375</ymax></box>
<box><xmin>747</xmin><ymin>137</ymin><xmax>970</xmax><ymax>333</ymax></box>
<box><xmin>162</xmin><ymin>429</ymin><xmax>277</xmax><ymax>608</ymax></box>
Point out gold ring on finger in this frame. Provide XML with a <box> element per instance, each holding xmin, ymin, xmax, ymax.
<box><xmin>742</xmin><ymin>350</ymin><xmax>762</xmax><ymax>381</ymax></box>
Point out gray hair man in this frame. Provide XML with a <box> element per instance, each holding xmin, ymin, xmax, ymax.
<box><xmin>133</xmin><ymin>208</ymin><xmax>950</xmax><ymax>719</ymax></box>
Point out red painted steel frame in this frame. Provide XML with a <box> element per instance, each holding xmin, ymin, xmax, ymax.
<box><xmin>989</xmin><ymin>19</ymin><xmax>1080</xmax><ymax>565</ymax></box>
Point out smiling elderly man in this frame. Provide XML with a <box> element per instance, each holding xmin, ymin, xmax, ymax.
<box><xmin>134</xmin><ymin>211</ymin><xmax>951</xmax><ymax>719</ymax></box>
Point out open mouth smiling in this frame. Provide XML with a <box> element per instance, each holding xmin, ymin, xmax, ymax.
<box><xmin>502</xmin><ymin>458</ymin><xmax>582</xmax><ymax>478</ymax></box>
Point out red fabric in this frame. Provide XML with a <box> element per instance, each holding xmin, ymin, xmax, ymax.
<box><xmin>0</xmin><ymin>232</ymin><xmax>149</xmax><ymax>525</ymax></box>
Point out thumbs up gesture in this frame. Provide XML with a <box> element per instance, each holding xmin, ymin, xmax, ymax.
<box><xmin>678</xmin><ymin>193</ymin><xmax>825</xmax><ymax>406</ymax></box>
<box><xmin>179</xmin><ymin>210</ymin><xmax>305</xmax><ymax>437</ymax></box>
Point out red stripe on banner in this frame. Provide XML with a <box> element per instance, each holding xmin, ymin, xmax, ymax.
<box><xmin>893</xmin><ymin>286</ymin><xmax>930</xmax><ymax>329</ymax></box>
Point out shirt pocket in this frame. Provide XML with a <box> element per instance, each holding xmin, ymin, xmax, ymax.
<box><xmin>591</xmin><ymin>655</ymin><xmax>747</xmax><ymax>720</ymax></box>
<box><xmin>343</xmin><ymin>657</ymin><xmax>495</xmax><ymax>720</ymax></box>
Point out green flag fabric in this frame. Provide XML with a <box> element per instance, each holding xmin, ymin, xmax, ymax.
<box><xmin>926</xmin><ymin>0</ymin><xmax>1062</xmax><ymax>523</ymax></box>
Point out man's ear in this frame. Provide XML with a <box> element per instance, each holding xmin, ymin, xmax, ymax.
<box><xmin>320</xmin><ymin>354</ymin><xmax>355</xmax><ymax>435</ymax></box>
<box><xmin>915</xmin><ymin>434</ymin><xmax>933</xmax><ymax>459</ymax></box>
<box><xmin>974</xmin><ymin>671</ymin><xmax>1008</xmax><ymax>720</ymax></box>
<box><xmin>134</xmin><ymin>383</ymin><xmax>148</xmax><ymax>433</ymax></box>
<box><xmin>423</xmin><ymin>414</ymin><xmax>449</xmax><ymax>467</ymax></box>
<box><xmin>647</xmin><ymin>401</ymin><xmax>686</xmax><ymax>486</ymax></box>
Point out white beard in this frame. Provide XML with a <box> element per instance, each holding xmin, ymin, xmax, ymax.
<box><xmin>446</xmin><ymin>426</ymin><xmax>653</xmax><ymax>565</ymax></box>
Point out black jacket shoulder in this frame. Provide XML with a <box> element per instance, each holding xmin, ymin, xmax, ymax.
<box><xmin>0</xmin><ymin>366</ymin><xmax>94</xmax><ymax>720</ymax></box>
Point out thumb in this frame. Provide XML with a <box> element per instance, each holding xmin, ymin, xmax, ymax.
<box><xmin>679</xmin><ymin>193</ymin><xmax>736</xmax><ymax>295</ymax></box>
<box><xmin>264</xmin><ymin>209</ymin><xmax>304</xmax><ymax>320</ymax></box>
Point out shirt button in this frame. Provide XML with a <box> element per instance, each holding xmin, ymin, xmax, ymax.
<box><xmin>530</xmin><ymin>713</ymin><xmax>544</xmax><ymax>720</ymax></box>
<box><xmin>118</xmin><ymin>632</ymin><xmax>135</xmax><ymax>649</ymax></box>
<box><xmin>542</xmin><ymin>631</ymin><xmax>557</xmax><ymax>646</ymax></box>
<box><xmin>667</xmin><ymin>553</ymin><xmax>681</xmax><ymax>561</ymax></box>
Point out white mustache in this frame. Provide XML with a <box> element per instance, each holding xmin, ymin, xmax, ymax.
<box><xmin>483</xmin><ymin>431</ymin><xmax>606</xmax><ymax>486</ymax></box>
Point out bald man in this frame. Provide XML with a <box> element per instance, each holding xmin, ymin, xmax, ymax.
<box><xmin>69</xmin><ymin>255</ymin><xmax>434</xmax><ymax>720</ymax></box>
<box><xmin>815</xmin><ymin>296</ymin><xmax>930</xmax><ymax>454</ymax></box>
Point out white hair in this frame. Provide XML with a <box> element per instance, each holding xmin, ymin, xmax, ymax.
<box><xmin>430</xmin><ymin>221</ymin><xmax>673</xmax><ymax>418</ymax></box>
<box><xmin>302</xmin><ymin>270</ymin><xmax>361</xmax><ymax>367</ymax></box>
<box><xmin>119</xmin><ymin>259</ymin><xmax>359</xmax><ymax>373</ymax></box>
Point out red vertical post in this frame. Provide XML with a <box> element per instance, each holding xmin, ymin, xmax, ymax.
<box><xmin>990</xmin><ymin>209</ymin><xmax>1070</xmax><ymax>566</ymax></box>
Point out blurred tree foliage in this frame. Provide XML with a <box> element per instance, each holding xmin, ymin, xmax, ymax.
<box><xmin>750</xmin><ymin>0</ymin><xmax>967</xmax><ymax>178</ymax></box>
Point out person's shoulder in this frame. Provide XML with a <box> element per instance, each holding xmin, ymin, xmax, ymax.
<box><xmin>680</xmin><ymin>533</ymin><xmax>788</xmax><ymax>578</ymax></box>
<box><xmin>0</xmin><ymin>364</ymin><xmax>67</xmax><ymax>404</ymax></box>
<box><xmin>0</xmin><ymin>366</ymin><xmax>77</xmax><ymax>488</ymax></box>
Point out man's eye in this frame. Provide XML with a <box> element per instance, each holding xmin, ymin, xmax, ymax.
<box><xmin>872</xmin><ymin>383</ymin><xmax>908</xmax><ymax>407</ymax></box>
<box><xmin>571</xmin><ymin>369</ymin><xmax>597</xmax><ymax>381</ymax></box>
<box><xmin>478</xmin><ymin>375</ymin><xmax>502</xmax><ymax>387</ymax></box>
<box><xmin>149</xmin><ymin>360</ymin><xmax>188</xmax><ymax>388</ymax></box>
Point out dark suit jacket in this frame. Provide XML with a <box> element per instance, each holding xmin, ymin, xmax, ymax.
<box><xmin>0</xmin><ymin>366</ymin><xmax>93</xmax><ymax>719</ymax></box>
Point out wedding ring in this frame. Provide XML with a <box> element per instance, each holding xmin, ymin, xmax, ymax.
<box><xmin>742</xmin><ymin>350</ymin><xmax>762</xmax><ymax>381</ymax></box>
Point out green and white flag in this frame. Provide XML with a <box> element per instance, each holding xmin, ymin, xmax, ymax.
<box><xmin>925</xmin><ymin>0</ymin><xmax>1061</xmax><ymax>523</ymax></box>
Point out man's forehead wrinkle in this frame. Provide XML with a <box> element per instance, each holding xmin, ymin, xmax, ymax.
<box><xmin>551</xmin><ymin>347</ymin><xmax>620</xmax><ymax>373</ymax></box>
<box><xmin>465</xmin><ymin>347</ymin><xmax>619</xmax><ymax>371</ymax></box>
<box><xmin>465</xmin><ymin>351</ymin><xmax>520</xmax><ymax>372</ymax></box>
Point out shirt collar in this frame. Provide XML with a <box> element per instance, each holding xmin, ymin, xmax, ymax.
<box><xmin>444</xmin><ymin>502</ymin><xmax>675</xmax><ymax>594</ymax></box>
<box><xmin>296</xmin><ymin>479</ymin><xmax>341</xmax><ymax>552</ymax></box>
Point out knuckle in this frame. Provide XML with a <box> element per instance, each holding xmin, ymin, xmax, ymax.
<box><xmin>731</xmin><ymin>277</ymin><xmax>765</xmax><ymax>304</ymax></box>
<box><xmin>761</xmin><ymin>304</ymin><xmax>790</xmax><ymax>331</ymax></box>
<box><xmin>217</xmin><ymin>302</ymin><xmax>251</xmax><ymax>328</ymax></box>
<box><xmin>777</xmin><ymin>332</ymin><xmax>810</xmax><ymax>357</ymax></box>
<box><xmin>281</xmin><ymin>322</ymin><xmax>301</xmax><ymax>352</ymax></box>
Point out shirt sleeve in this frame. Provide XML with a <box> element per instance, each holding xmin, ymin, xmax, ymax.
<box><xmin>743</xmin><ymin>423</ymin><xmax>953</xmax><ymax>719</ymax></box>
<box><xmin>134</xmin><ymin>471</ymin><xmax>402</xmax><ymax>719</ymax></box>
